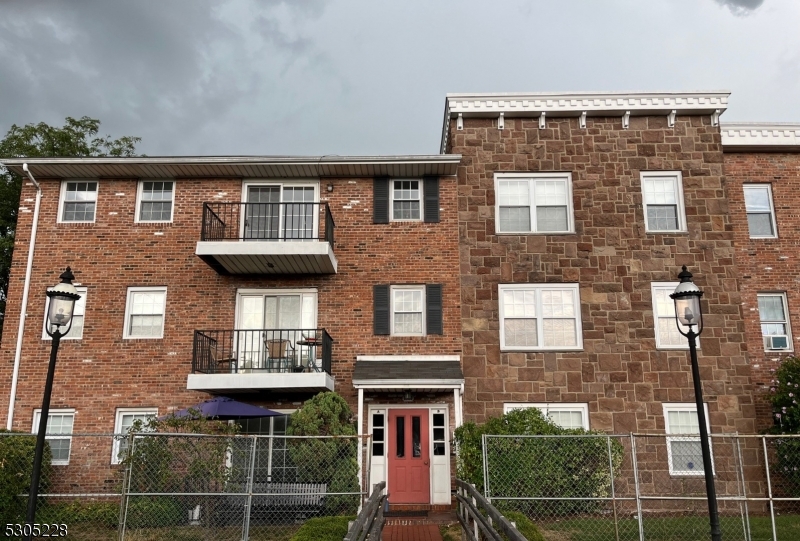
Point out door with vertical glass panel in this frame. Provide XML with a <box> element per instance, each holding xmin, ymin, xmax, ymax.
<box><xmin>387</xmin><ymin>409</ymin><xmax>430</xmax><ymax>504</ymax></box>
<box><xmin>237</xmin><ymin>293</ymin><xmax>312</xmax><ymax>371</ymax></box>
<box><xmin>244</xmin><ymin>185</ymin><xmax>316</xmax><ymax>240</ymax></box>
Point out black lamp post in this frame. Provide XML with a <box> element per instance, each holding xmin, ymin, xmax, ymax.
<box><xmin>25</xmin><ymin>267</ymin><xmax>80</xmax><ymax>539</ymax></box>
<box><xmin>670</xmin><ymin>265</ymin><xmax>721</xmax><ymax>541</ymax></box>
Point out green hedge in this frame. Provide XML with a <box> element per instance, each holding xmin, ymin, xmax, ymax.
<box><xmin>0</xmin><ymin>430</ymin><xmax>52</xmax><ymax>524</ymax></box>
<box><xmin>454</xmin><ymin>408</ymin><xmax>623</xmax><ymax>516</ymax></box>
<box><xmin>290</xmin><ymin>515</ymin><xmax>354</xmax><ymax>541</ymax></box>
<box><xmin>503</xmin><ymin>511</ymin><xmax>546</xmax><ymax>541</ymax></box>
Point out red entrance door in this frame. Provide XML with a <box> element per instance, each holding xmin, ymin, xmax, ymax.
<box><xmin>388</xmin><ymin>409</ymin><xmax>430</xmax><ymax>504</ymax></box>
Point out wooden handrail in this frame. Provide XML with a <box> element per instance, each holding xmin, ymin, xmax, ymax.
<box><xmin>455</xmin><ymin>479</ymin><xmax>527</xmax><ymax>541</ymax></box>
<box><xmin>344</xmin><ymin>481</ymin><xmax>386</xmax><ymax>541</ymax></box>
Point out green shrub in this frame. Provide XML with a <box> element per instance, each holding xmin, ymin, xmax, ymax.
<box><xmin>287</xmin><ymin>393</ymin><xmax>359</xmax><ymax>515</ymax></box>
<box><xmin>37</xmin><ymin>500</ymin><xmax>118</xmax><ymax>527</ymax></box>
<box><xmin>0</xmin><ymin>430</ymin><xmax>52</xmax><ymax>524</ymax></box>
<box><xmin>454</xmin><ymin>408</ymin><xmax>623</xmax><ymax>516</ymax></box>
<box><xmin>503</xmin><ymin>510</ymin><xmax>545</xmax><ymax>541</ymax></box>
<box><xmin>124</xmin><ymin>496</ymin><xmax>184</xmax><ymax>528</ymax></box>
<box><xmin>290</xmin><ymin>515</ymin><xmax>354</xmax><ymax>541</ymax></box>
<box><xmin>768</xmin><ymin>356</ymin><xmax>800</xmax><ymax>496</ymax></box>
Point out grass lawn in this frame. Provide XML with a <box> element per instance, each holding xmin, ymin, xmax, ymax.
<box><xmin>538</xmin><ymin>514</ymin><xmax>800</xmax><ymax>541</ymax></box>
<box><xmin>35</xmin><ymin>525</ymin><xmax>301</xmax><ymax>541</ymax></box>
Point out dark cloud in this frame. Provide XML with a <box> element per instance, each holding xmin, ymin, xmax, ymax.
<box><xmin>715</xmin><ymin>0</ymin><xmax>765</xmax><ymax>15</ymax></box>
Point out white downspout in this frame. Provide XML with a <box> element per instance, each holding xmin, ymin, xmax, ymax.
<box><xmin>357</xmin><ymin>387</ymin><xmax>364</xmax><ymax>511</ymax></box>
<box><xmin>5</xmin><ymin>163</ymin><xmax>42</xmax><ymax>430</ymax></box>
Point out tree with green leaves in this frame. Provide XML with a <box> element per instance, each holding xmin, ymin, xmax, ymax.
<box><xmin>0</xmin><ymin>117</ymin><xmax>140</xmax><ymax>342</ymax></box>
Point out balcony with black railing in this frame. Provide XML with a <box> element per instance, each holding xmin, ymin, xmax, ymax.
<box><xmin>195</xmin><ymin>202</ymin><xmax>337</xmax><ymax>275</ymax></box>
<box><xmin>187</xmin><ymin>328</ymin><xmax>334</xmax><ymax>393</ymax></box>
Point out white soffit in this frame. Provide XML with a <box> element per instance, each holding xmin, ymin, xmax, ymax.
<box><xmin>721</xmin><ymin>123</ymin><xmax>800</xmax><ymax>151</ymax></box>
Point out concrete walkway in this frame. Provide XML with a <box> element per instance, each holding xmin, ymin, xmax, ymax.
<box><xmin>382</xmin><ymin>523</ymin><xmax>443</xmax><ymax>541</ymax></box>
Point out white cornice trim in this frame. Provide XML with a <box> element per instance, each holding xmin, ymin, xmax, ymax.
<box><xmin>352</xmin><ymin>380</ymin><xmax>464</xmax><ymax>389</ymax></box>
<box><xmin>356</xmin><ymin>355</ymin><xmax>460</xmax><ymax>362</ymax></box>
<box><xmin>440</xmin><ymin>91</ymin><xmax>730</xmax><ymax>153</ymax></box>
<box><xmin>721</xmin><ymin>123</ymin><xmax>800</xmax><ymax>151</ymax></box>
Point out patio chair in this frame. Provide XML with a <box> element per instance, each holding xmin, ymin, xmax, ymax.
<box><xmin>266</xmin><ymin>339</ymin><xmax>295</xmax><ymax>372</ymax></box>
<box><xmin>208</xmin><ymin>340</ymin><xmax>237</xmax><ymax>373</ymax></box>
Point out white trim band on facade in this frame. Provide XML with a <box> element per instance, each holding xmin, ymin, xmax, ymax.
<box><xmin>351</xmin><ymin>381</ymin><xmax>464</xmax><ymax>389</ymax></box>
<box><xmin>355</xmin><ymin>355</ymin><xmax>460</xmax><ymax>362</ymax></box>
<box><xmin>721</xmin><ymin>123</ymin><xmax>800</xmax><ymax>151</ymax></box>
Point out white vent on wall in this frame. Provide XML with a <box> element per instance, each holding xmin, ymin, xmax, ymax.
<box><xmin>767</xmin><ymin>335</ymin><xmax>790</xmax><ymax>350</ymax></box>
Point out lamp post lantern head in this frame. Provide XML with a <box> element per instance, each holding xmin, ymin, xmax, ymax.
<box><xmin>670</xmin><ymin>265</ymin><xmax>704</xmax><ymax>336</ymax></box>
<box><xmin>45</xmin><ymin>267</ymin><xmax>81</xmax><ymax>336</ymax></box>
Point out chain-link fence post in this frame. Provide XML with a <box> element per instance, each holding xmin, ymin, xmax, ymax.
<box><xmin>240</xmin><ymin>435</ymin><xmax>258</xmax><ymax>541</ymax></box>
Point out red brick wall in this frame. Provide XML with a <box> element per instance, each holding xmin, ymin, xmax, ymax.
<box><xmin>0</xmin><ymin>175</ymin><xmax>462</xmax><ymax>433</ymax></box>
<box><xmin>725</xmin><ymin>152</ymin><xmax>800</xmax><ymax>429</ymax></box>
<box><xmin>449</xmin><ymin>115</ymin><xmax>754</xmax><ymax>434</ymax></box>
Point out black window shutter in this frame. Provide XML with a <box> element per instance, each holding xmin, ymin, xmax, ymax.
<box><xmin>423</xmin><ymin>176</ymin><xmax>440</xmax><ymax>223</ymax></box>
<box><xmin>374</xmin><ymin>285</ymin><xmax>390</xmax><ymax>335</ymax></box>
<box><xmin>426</xmin><ymin>284</ymin><xmax>443</xmax><ymax>335</ymax></box>
<box><xmin>373</xmin><ymin>177</ymin><xmax>390</xmax><ymax>224</ymax></box>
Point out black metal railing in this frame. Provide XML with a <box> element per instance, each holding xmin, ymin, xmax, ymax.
<box><xmin>201</xmin><ymin>202</ymin><xmax>335</xmax><ymax>247</ymax></box>
<box><xmin>192</xmin><ymin>329</ymin><xmax>333</xmax><ymax>375</ymax></box>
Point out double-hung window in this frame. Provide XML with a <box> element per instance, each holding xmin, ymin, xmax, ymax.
<box><xmin>743</xmin><ymin>184</ymin><xmax>777</xmax><ymax>238</ymax></box>
<box><xmin>43</xmin><ymin>286</ymin><xmax>87</xmax><ymax>340</ymax></box>
<box><xmin>504</xmin><ymin>403</ymin><xmax>589</xmax><ymax>430</ymax></box>
<box><xmin>499</xmin><ymin>283</ymin><xmax>582</xmax><ymax>351</ymax></box>
<box><xmin>124</xmin><ymin>287</ymin><xmax>167</xmax><ymax>339</ymax></box>
<box><xmin>663</xmin><ymin>403</ymin><xmax>713</xmax><ymax>476</ymax></box>
<box><xmin>641</xmin><ymin>172</ymin><xmax>686</xmax><ymax>233</ymax></box>
<box><xmin>651</xmin><ymin>283</ymin><xmax>695</xmax><ymax>349</ymax></box>
<box><xmin>391</xmin><ymin>286</ymin><xmax>425</xmax><ymax>335</ymax></box>
<box><xmin>59</xmin><ymin>181</ymin><xmax>98</xmax><ymax>223</ymax></box>
<box><xmin>136</xmin><ymin>181</ymin><xmax>174</xmax><ymax>222</ymax></box>
<box><xmin>373</xmin><ymin>284</ymin><xmax>443</xmax><ymax>336</ymax></box>
<box><xmin>758</xmin><ymin>293</ymin><xmax>792</xmax><ymax>351</ymax></box>
<box><xmin>32</xmin><ymin>409</ymin><xmax>75</xmax><ymax>465</ymax></box>
<box><xmin>112</xmin><ymin>408</ymin><xmax>157</xmax><ymax>464</ymax></box>
<box><xmin>495</xmin><ymin>173</ymin><xmax>573</xmax><ymax>234</ymax></box>
<box><xmin>391</xmin><ymin>180</ymin><xmax>422</xmax><ymax>221</ymax></box>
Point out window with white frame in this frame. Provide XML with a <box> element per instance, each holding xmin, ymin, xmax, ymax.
<box><xmin>391</xmin><ymin>180</ymin><xmax>422</xmax><ymax>221</ymax></box>
<box><xmin>743</xmin><ymin>184</ymin><xmax>777</xmax><ymax>238</ymax></box>
<box><xmin>663</xmin><ymin>403</ymin><xmax>713</xmax><ymax>476</ymax></box>
<box><xmin>32</xmin><ymin>409</ymin><xmax>75</xmax><ymax>465</ymax></box>
<box><xmin>641</xmin><ymin>172</ymin><xmax>686</xmax><ymax>233</ymax></box>
<box><xmin>123</xmin><ymin>287</ymin><xmax>167</xmax><ymax>339</ymax></box>
<box><xmin>43</xmin><ymin>286</ymin><xmax>87</xmax><ymax>340</ymax></box>
<box><xmin>504</xmin><ymin>403</ymin><xmax>589</xmax><ymax>430</ymax></box>
<box><xmin>112</xmin><ymin>408</ymin><xmax>157</xmax><ymax>464</ymax></box>
<box><xmin>651</xmin><ymin>283</ymin><xmax>696</xmax><ymax>349</ymax></box>
<box><xmin>758</xmin><ymin>293</ymin><xmax>792</xmax><ymax>351</ymax></box>
<box><xmin>499</xmin><ymin>283</ymin><xmax>582</xmax><ymax>351</ymax></box>
<box><xmin>59</xmin><ymin>181</ymin><xmax>98</xmax><ymax>223</ymax></box>
<box><xmin>136</xmin><ymin>181</ymin><xmax>174</xmax><ymax>222</ymax></box>
<box><xmin>391</xmin><ymin>285</ymin><xmax>425</xmax><ymax>336</ymax></box>
<box><xmin>495</xmin><ymin>173</ymin><xmax>573</xmax><ymax>234</ymax></box>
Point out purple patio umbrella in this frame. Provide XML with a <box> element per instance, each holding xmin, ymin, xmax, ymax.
<box><xmin>163</xmin><ymin>396</ymin><xmax>282</xmax><ymax>420</ymax></box>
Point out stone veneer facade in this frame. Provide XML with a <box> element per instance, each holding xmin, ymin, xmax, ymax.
<box><xmin>448</xmin><ymin>114</ymin><xmax>756</xmax><ymax>434</ymax></box>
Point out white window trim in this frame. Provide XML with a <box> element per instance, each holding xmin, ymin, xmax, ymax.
<box><xmin>651</xmin><ymin>282</ymin><xmax>696</xmax><ymax>351</ymax></box>
<box><xmin>494</xmin><ymin>172</ymin><xmax>575</xmax><ymax>235</ymax></box>
<box><xmin>57</xmin><ymin>180</ymin><xmax>98</xmax><ymax>224</ymax></box>
<box><xmin>743</xmin><ymin>184</ymin><xmax>778</xmax><ymax>239</ymax></box>
<box><xmin>757</xmin><ymin>292</ymin><xmax>793</xmax><ymax>352</ymax></box>
<box><xmin>663</xmin><ymin>402</ymin><xmax>714</xmax><ymax>477</ymax></box>
<box><xmin>504</xmin><ymin>403</ymin><xmax>589</xmax><ymax>430</ymax></box>
<box><xmin>640</xmin><ymin>171</ymin><xmax>687</xmax><ymax>233</ymax></box>
<box><xmin>498</xmin><ymin>283</ymin><xmax>583</xmax><ymax>352</ymax></box>
<box><xmin>135</xmin><ymin>180</ymin><xmax>175</xmax><ymax>223</ymax></box>
<box><xmin>240</xmin><ymin>180</ymin><xmax>320</xmax><ymax>239</ymax></box>
<box><xmin>42</xmin><ymin>286</ymin><xmax>87</xmax><ymax>341</ymax></box>
<box><xmin>112</xmin><ymin>408</ymin><xmax>158</xmax><ymax>464</ymax></box>
<box><xmin>390</xmin><ymin>178</ymin><xmax>424</xmax><ymax>222</ymax></box>
<box><xmin>234</xmin><ymin>288</ymin><xmax>319</xmax><ymax>329</ymax></box>
<box><xmin>123</xmin><ymin>286</ymin><xmax>168</xmax><ymax>340</ymax></box>
<box><xmin>32</xmin><ymin>408</ymin><xmax>75</xmax><ymax>466</ymax></box>
<box><xmin>390</xmin><ymin>285</ymin><xmax>426</xmax><ymax>337</ymax></box>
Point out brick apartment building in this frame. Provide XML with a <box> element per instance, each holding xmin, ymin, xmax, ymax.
<box><xmin>1</xmin><ymin>91</ymin><xmax>799</xmax><ymax>506</ymax></box>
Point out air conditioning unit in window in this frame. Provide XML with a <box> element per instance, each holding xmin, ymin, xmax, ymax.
<box><xmin>767</xmin><ymin>335</ymin><xmax>790</xmax><ymax>350</ymax></box>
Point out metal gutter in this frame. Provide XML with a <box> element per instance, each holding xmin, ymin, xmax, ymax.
<box><xmin>6</xmin><ymin>163</ymin><xmax>42</xmax><ymax>429</ymax></box>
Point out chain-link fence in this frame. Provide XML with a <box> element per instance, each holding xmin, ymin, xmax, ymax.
<box><xmin>120</xmin><ymin>433</ymin><xmax>369</xmax><ymax>540</ymax></box>
<box><xmin>482</xmin><ymin>434</ymin><xmax>800</xmax><ymax>541</ymax></box>
<box><xmin>1</xmin><ymin>431</ymin><xmax>369</xmax><ymax>540</ymax></box>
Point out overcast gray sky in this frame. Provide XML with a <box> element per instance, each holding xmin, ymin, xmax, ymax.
<box><xmin>0</xmin><ymin>0</ymin><xmax>796</xmax><ymax>156</ymax></box>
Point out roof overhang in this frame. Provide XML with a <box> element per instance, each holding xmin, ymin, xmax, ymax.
<box><xmin>440</xmin><ymin>91</ymin><xmax>730</xmax><ymax>153</ymax></box>
<box><xmin>0</xmin><ymin>155</ymin><xmax>462</xmax><ymax>179</ymax></box>
<box><xmin>721</xmin><ymin>123</ymin><xmax>800</xmax><ymax>152</ymax></box>
<box><xmin>352</xmin><ymin>357</ymin><xmax>464</xmax><ymax>392</ymax></box>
